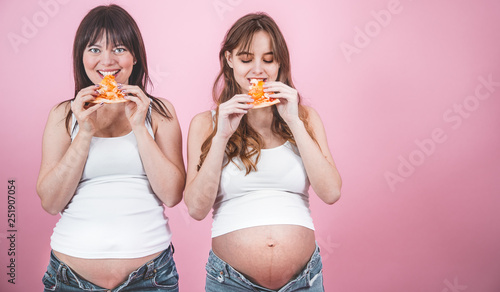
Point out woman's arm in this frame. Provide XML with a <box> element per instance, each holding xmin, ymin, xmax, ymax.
<box><xmin>37</xmin><ymin>87</ymin><xmax>103</xmax><ymax>214</ymax></box>
<box><xmin>184</xmin><ymin>95</ymin><xmax>254</xmax><ymax>220</ymax></box>
<box><xmin>184</xmin><ymin>112</ymin><xmax>226</xmax><ymax>220</ymax></box>
<box><xmin>132</xmin><ymin>98</ymin><xmax>186</xmax><ymax>207</ymax></box>
<box><xmin>136</xmin><ymin>99</ymin><xmax>186</xmax><ymax>207</ymax></box>
<box><xmin>288</xmin><ymin>106</ymin><xmax>342</xmax><ymax>204</ymax></box>
<box><xmin>36</xmin><ymin>106</ymin><xmax>91</xmax><ymax>214</ymax></box>
<box><xmin>265</xmin><ymin>82</ymin><xmax>341</xmax><ymax>204</ymax></box>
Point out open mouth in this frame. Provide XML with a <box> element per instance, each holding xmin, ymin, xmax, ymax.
<box><xmin>248</xmin><ymin>78</ymin><xmax>267</xmax><ymax>82</ymax></box>
<box><xmin>98</xmin><ymin>70</ymin><xmax>120</xmax><ymax>78</ymax></box>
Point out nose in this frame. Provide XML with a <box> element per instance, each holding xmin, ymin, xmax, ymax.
<box><xmin>99</xmin><ymin>50</ymin><xmax>115</xmax><ymax>66</ymax></box>
<box><xmin>252</xmin><ymin>60</ymin><xmax>264</xmax><ymax>75</ymax></box>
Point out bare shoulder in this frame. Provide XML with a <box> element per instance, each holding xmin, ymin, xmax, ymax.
<box><xmin>152</xmin><ymin>97</ymin><xmax>178</xmax><ymax>121</ymax></box>
<box><xmin>46</xmin><ymin>101</ymin><xmax>72</xmax><ymax>131</ymax></box>
<box><xmin>191</xmin><ymin>110</ymin><xmax>213</xmax><ymax>124</ymax></box>
<box><xmin>155</xmin><ymin>97</ymin><xmax>175</xmax><ymax>111</ymax></box>
<box><xmin>49</xmin><ymin>101</ymin><xmax>71</xmax><ymax>118</ymax></box>
<box><xmin>190</xmin><ymin>111</ymin><xmax>214</xmax><ymax>129</ymax></box>
<box><xmin>302</xmin><ymin>105</ymin><xmax>323</xmax><ymax>125</ymax></box>
<box><xmin>189</xmin><ymin>110</ymin><xmax>214</xmax><ymax>136</ymax></box>
<box><xmin>302</xmin><ymin>105</ymin><xmax>331</xmax><ymax>142</ymax></box>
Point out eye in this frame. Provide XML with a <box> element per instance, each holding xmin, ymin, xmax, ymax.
<box><xmin>239</xmin><ymin>57</ymin><xmax>252</xmax><ymax>64</ymax></box>
<box><xmin>263</xmin><ymin>54</ymin><xmax>274</xmax><ymax>63</ymax></box>
<box><xmin>114</xmin><ymin>47</ymin><xmax>126</xmax><ymax>54</ymax></box>
<box><xmin>88</xmin><ymin>47</ymin><xmax>100</xmax><ymax>53</ymax></box>
<box><xmin>238</xmin><ymin>54</ymin><xmax>253</xmax><ymax>63</ymax></box>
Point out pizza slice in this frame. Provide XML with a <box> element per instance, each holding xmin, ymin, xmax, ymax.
<box><xmin>248</xmin><ymin>79</ymin><xmax>280</xmax><ymax>109</ymax></box>
<box><xmin>91</xmin><ymin>75</ymin><xmax>127</xmax><ymax>103</ymax></box>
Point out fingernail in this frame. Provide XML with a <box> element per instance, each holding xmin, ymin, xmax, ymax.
<box><xmin>99</xmin><ymin>102</ymin><xmax>104</xmax><ymax>106</ymax></box>
<box><xmin>95</xmin><ymin>84</ymin><xmax>100</xmax><ymax>88</ymax></box>
<box><xmin>95</xmin><ymin>90</ymin><xmax>100</xmax><ymax>94</ymax></box>
<box><xmin>117</xmin><ymin>84</ymin><xmax>122</xmax><ymax>89</ymax></box>
<box><xmin>121</xmin><ymin>89</ymin><xmax>126</xmax><ymax>93</ymax></box>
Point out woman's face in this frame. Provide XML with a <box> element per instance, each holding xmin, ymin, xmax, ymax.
<box><xmin>225</xmin><ymin>30</ymin><xmax>280</xmax><ymax>93</ymax></box>
<box><xmin>83</xmin><ymin>34</ymin><xmax>135</xmax><ymax>85</ymax></box>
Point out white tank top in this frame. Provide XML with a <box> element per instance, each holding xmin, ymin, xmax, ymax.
<box><xmin>50</xmin><ymin>111</ymin><xmax>171</xmax><ymax>258</ymax></box>
<box><xmin>211</xmin><ymin>140</ymin><xmax>315</xmax><ymax>238</ymax></box>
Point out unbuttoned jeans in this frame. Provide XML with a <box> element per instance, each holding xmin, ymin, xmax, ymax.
<box><xmin>42</xmin><ymin>245</ymin><xmax>178</xmax><ymax>292</ymax></box>
<box><xmin>205</xmin><ymin>244</ymin><xmax>324</xmax><ymax>292</ymax></box>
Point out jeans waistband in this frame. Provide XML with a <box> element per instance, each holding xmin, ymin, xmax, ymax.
<box><xmin>207</xmin><ymin>243</ymin><xmax>322</xmax><ymax>290</ymax></box>
<box><xmin>304</xmin><ymin>244</ymin><xmax>322</xmax><ymax>272</ymax></box>
<box><xmin>49</xmin><ymin>244</ymin><xmax>174</xmax><ymax>287</ymax></box>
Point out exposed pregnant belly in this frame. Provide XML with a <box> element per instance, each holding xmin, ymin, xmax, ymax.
<box><xmin>212</xmin><ymin>224</ymin><xmax>316</xmax><ymax>290</ymax></box>
<box><xmin>53</xmin><ymin>250</ymin><xmax>162</xmax><ymax>289</ymax></box>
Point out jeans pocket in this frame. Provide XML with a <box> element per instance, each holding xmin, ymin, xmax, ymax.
<box><xmin>42</xmin><ymin>270</ymin><xmax>58</xmax><ymax>291</ymax></box>
<box><xmin>309</xmin><ymin>268</ymin><xmax>324</xmax><ymax>289</ymax></box>
<box><xmin>152</xmin><ymin>262</ymin><xmax>179</xmax><ymax>289</ymax></box>
<box><xmin>205</xmin><ymin>261</ymin><xmax>224</xmax><ymax>282</ymax></box>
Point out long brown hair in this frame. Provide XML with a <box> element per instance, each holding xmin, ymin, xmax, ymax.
<box><xmin>62</xmin><ymin>4</ymin><xmax>171</xmax><ymax>132</ymax></box>
<box><xmin>198</xmin><ymin>12</ymin><xmax>316</xmax><ymax>174</ymax></box>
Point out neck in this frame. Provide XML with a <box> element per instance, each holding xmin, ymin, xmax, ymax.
<box><xmin>247</xmin><ymin>107</ymin><xmax>274</xmax><ymax>131</ymax></box>
<box><xmin>94</xmin><ymin>103</ymin><xmax>131</xmax><ymax>137</ymax></box>
<box><xmin>247</xmin><ymin>107</ymin><xmax>282</xmax><ymax>147</ymax></box>
<box><xmin>100</xmin><ymin>103</ymin><xmax>126</xmax><ymax>119</ymax></box>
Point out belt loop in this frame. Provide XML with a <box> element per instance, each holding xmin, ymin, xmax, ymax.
<box><xmin>58</xmin><ymin>264</ymin><xmax>69</xmax><ymax>285</ymax></box>
<box><xmin>170</xmin><ymin>243</ymin><xmax>175</xmax><ymax>254</ymax></box>
<box><xmin>144</xmin><ymin>260</ymin><xmax>156</xmax><ymax>280</ymax></box>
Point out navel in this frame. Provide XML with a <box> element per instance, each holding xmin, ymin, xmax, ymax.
<box><xmin>266</xmin><ymin>240</ymin><xmax>277</xmax><ymax>248</ymax></box>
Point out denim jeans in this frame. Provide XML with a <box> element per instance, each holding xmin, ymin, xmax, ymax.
<box><xmin>205</xmin><ymin>244</ymin><xmax>324</xmax><ymax>292</ymax></box>
<box><xmin>42</xmin><ymin>245</ymin><xmax>179</xmax><ymax>292</ymax></box>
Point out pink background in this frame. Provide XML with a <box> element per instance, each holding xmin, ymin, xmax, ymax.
<box><xmin>1</xmin><ymin>0</ymin><xmax>500</xmax><ymax>291</ymax></box>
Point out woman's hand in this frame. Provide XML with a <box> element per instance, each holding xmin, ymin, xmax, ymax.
<box><xmin>70</xmin><ymin>85</ymin><xmax>104</xmax><ymax>135</ymax></box>
<box><xmin>120</xmin><ymin>85</ymin><xmax>151</xmax><ymax>130</ymax></box>
<box><xmin>216</xmin><ymin>94</ymin><xmax>254</xmax><ymax>140</ymax></box>
<box><xmin>264</xmin><ymin>81</ymin><xmax>300</xmax><ymax>124</ymax></box>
